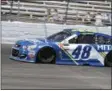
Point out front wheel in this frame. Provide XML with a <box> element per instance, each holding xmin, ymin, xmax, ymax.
<box><xmin>104</xmin><ymin>50</ymin><xmax>112</xmax><ymax>67</ymax></box>
<box><xmin>37</xmin><ymin>47</ymin><xmax>56</xmax><ymax>64</ymax></box>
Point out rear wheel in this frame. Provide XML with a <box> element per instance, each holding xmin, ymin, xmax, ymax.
<box><xmin>104</xmin><ymin>50</ymin><xmax>112</xmax><ymax>67</ymax></box>
<box><xmin>37</xmin><ymin>47</ymin><xmax>56</xmax><ymax>63</ymax></box>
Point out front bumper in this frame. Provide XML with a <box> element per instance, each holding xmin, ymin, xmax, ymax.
<box><xmin>9</xmin><ymin>55</ymin><xmax>35</xmax><ymax>63</ymax></box>
<box><xmin>10</xmin><ymin>47</ymin><xmax>36</xmax><ymax>63</ymax></box>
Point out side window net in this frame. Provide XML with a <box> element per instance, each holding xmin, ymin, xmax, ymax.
<box><xmin>77</xmin><ymin>34</ymin><xmax>95</xmax><ymax>44</ymax></box>
<box><xmin>69</xmin><ymin>34</ymin><xmax>95</xmax><ymax>44</ymax></box>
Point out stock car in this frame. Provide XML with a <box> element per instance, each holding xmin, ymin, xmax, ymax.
<box><xmin>10</xmin><ymin>29</ymin><xmax>112</xmax><ymax>67</ymax></box>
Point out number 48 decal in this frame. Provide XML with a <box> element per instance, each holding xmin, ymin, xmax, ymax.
<box><xmin>72</xmin><ymin>45</ymin><xmax>92</xmax><ymax>59</ymax></box>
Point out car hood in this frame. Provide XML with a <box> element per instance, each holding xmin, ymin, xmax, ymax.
<box><xmin>16</xmin><ymin>38</ymin><xmax>46</xmax><ymax>46</ymax></box>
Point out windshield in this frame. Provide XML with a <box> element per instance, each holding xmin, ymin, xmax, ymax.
<box><xmin>47</xmin><ymin>31</ymin><xmax>71</xmax><ymax>42</ymax></box>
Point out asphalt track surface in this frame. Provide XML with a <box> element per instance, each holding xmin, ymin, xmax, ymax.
<box><xmin>1</xmin><ymin>44</ymin><xmax>112</xmax><ymax>89</ymax></box>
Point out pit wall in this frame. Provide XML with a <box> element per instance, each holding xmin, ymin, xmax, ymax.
<box><xmin>1</xmin><ymin>21</ymin><xmax>111</xmax><ymax>44</ymax></box>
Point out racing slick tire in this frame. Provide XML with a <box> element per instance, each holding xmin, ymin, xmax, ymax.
<box><xmin>37</xmin><ymin>47</ymin><xmax>56</xmax><ymax>64</ymax></box>
<box><xmin>104</xmin><ymin>50</ymin><xmax>112</xmax><ymax>67</ymax></box>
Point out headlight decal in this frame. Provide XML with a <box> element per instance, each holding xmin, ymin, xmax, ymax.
<box><xmin>23</xmin><ymin>46</ymin><xmax>28</xmax><ymax>50</ymax></box>
<box><xmin>28</xmin><ymin>45</ymin><xmax>37</xmax><ymax>51</ymax></box>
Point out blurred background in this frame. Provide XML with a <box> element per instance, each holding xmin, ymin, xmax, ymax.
<box><xmin>1</xmin><ymin>0</ymin><xmax>111</xmax><ymax>26</ymax></box>
<box><xmin>1</xmin><ymin>1</ymin><xmax>112</xmax><ymax>89</ymax></box>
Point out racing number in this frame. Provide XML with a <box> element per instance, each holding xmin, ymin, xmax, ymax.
<box><xmin>72</xmin><ymin>46</ymin><xmax>91</xmax><ymax>59</ymax></box>
<box><xmin>81</xmin><ymin>46</ymin><xmax>91</xmax><ymax>59</ymax></box>
<box><xmin>72</xmin><ymin>45</ymin><xmax>82</xmax><ymax>59</ymax></box>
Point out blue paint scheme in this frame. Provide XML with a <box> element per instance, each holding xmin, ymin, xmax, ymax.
<box><xmin>56</xmin><ymin>59</ymin><xmax>103</xmax><ymax>67</ymax></box>
<box><xmin>95</xmin><ymin>33</ymin><xmax>112</xmax><ymax>38</ymax></box>
<box><xmin>10</xmin><ymin>30</ymin><xmax>112</xmax><ymax>66</ymax></box>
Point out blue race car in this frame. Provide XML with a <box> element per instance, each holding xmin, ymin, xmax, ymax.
<box><xmin>10</xmin><ymin>29</ymin><xmax>112</xmax><ymax>67</ymax></box>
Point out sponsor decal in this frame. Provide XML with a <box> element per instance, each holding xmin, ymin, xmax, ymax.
<box><xmin>94</xmin><ymin>45</ymin><xmax>112</xmax><ymax>52</ymax></box>
<box><xmin>99</xmin><ymin>52</ymin><xmax>106</xmax><ymax>58</ymax></box>
<box><xmin>28</xmin><ymin>51</ymin><xmax>35</xmax><ymax>58</ymax></box>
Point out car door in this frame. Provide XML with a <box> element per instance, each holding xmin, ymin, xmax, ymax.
<box><xmin>60</xmin><ymin>33</ymin><xmax>105</xmax><ymax>66</ymax></box>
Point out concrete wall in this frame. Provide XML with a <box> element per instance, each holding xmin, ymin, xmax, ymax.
<box><xmin>2</xmin><ymin>21</ymin><xmax>111</xmax><ymax>44</ymax></box>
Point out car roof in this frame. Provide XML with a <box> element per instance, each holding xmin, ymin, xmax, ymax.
<box><xmin>63</xmin><ymin>28</ymin><xmax>112</xmax><ymax>38</ymax></box>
